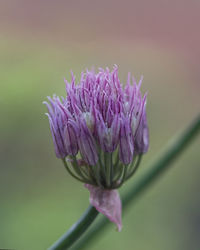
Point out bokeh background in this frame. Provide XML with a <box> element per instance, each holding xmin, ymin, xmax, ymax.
<box><xmin>0</xmin><ymin>1</ymin><xmax>200</xmax><ymax>249</ymax></box>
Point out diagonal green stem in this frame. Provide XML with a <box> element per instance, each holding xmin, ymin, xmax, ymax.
<box><xmin>72</xmin><ymin>114</ymin><xmax>200</xmax><ymax>250</ymax></box>
<box><xmin>48</xmin><ymin>205</ymin><xmax>99</xmax><ymax>250</ymax></box>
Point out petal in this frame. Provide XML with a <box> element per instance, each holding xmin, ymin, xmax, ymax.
<box><xmin>134</xmin><ymin>110</ymin><xmax>149</xmax><ymax>153</ymax></box>
<box><xmin>119</xmin><ymin>117</ymin><xmax>134</xmax><ymax>164</ymax></box>
<box><xmin>78</xmin><ymin>120</ymin><xmax>98</xmax><ymax>166</ymax></box>
<box><xmin>64</xmin><ymin>122</ymin><xmax>78</xmax><ymax>155</ymax></box>
<box><xmin>44</xmin><ymin>98</ymin><xmax>68</xmax><ymax>158</ymax></box>
<box><xmin>85</xmin><ymin>184</ymin><xmax>122</xmax><ymax>231</ymax></box>
<box><xmin>110</xmin><ymin>114</ymin><xmax>120</xmax><ymax>150</ymax></box>
<box><xmin>46</xmin><ymin>114</ymin><xmax>63</xmax><ymax>158</ymax></box>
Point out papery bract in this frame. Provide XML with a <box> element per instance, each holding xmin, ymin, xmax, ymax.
<box><xmin>85</xmin><ymin>184</ymin><xmax>122</xmax><ymax>231</ymax></box>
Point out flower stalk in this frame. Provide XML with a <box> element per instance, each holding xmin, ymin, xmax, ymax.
<box><xmin>48</xmin><ymin>205</ymin><xmax>99</xmax><ymax>250</ymax></box>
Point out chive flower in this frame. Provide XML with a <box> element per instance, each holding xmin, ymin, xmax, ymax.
<box><xmin>44</xmin><ymin>66</ymin><xmax>149</xmax><ymax>231</ymax></box>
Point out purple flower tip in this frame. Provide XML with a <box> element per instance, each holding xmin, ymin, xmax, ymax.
<box><xmin>44</xmin><ymin>66</ymin><xmax>148</xmax><ymax>164</ymax></box>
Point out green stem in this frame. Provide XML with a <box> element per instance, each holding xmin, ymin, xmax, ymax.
<box><xmin>125</xmin><ymin>154</ymin><xmax>142</xmax><ymax>181</ymax></box>
<box><xmin>110</xmin><ymin>153</ymin><xmax>113</xmax><ymax>186</ymax></box>
<box><xmin>62</xmin><ymin>159</ymin><xmax>86</xmax><ymax>184</ymax></box>
<box><xmin>72</xmin><ymin>114</ymin><xmax>200</xmax><ymax>250</ymax></box>
<box><xmin>49</xmin><ymin>205</ymin><xmax>99</xmax><ymax>250</ymax></box>
<box><xmin>104</xmin><ymin>152</ymin><xmax>111</xmax><ymax>187</ymax></box>
<box><xmin>71</xmin><ymin>156</ymin><xmax>92</xmax><ymax>184</ymax></box>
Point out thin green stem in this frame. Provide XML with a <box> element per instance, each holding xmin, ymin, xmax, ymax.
<box><xmin>125</xmin><ymin>154</ymin><xmax>142</xmax><ymax>181</ymax></box>
<box><xmin>71</xmin><ymin>156</ymin><xmax>92</xmax><ymax>183</ymax></box>
<box><xmin>98</xmin><ymin>148</ymin><xmax>106</xmax><ymax>182</ymax></box>
<box><xmin>110</xmin><ymin>152</ymin><xmax>113</xmax><ymax>186</ymax></box>
<box><xmin>62</xmin><ymin>159</ymin><xmax>86</xmax><ymax>184</ymax></box>
<box><xmin>111</xmin><ymin>162</ymin><xmax>123</xmax><ymax>188</ymax></box>
<box><xmin>48</xmin><ymin>205</ymin><xmax>99</xmax><ymax>250</ymax></box>
<box><xmin>72</xmin><ymin>114</ymin><xmax>200</xmax><ymax>250</ymax></box>
<box><xmin>104</xmin><ymin>152</ymin><xmax>111</xmax><ymax>187</ymax></box>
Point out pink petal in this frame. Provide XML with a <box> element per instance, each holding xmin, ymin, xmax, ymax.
<box><xmin>85</xmin><ymin>184</ymin><xmax>122</xmax><ymax>231</ymax></box>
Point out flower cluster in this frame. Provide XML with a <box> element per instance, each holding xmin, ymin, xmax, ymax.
<box><xmin>44</xmin><ymin>66</ymin><xmax>149</xmax><ymax>230</ymax></box>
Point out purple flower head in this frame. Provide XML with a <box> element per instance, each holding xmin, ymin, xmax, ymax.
<box><xmin>44</xmin><ymin>66</ymin><xmax>149</xmax><ymax>230</ymax></box>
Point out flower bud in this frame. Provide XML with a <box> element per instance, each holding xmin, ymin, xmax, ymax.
<box><xmin>44</xmin><ymin>66</ymin><xmax>149</xmax><ymax>230</ymax></box>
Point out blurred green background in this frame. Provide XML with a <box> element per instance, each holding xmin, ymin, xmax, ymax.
<box><xmin>0</xmin><ymin>1</ymin><xmax>200</xmax><ymax>249</ymax></box>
